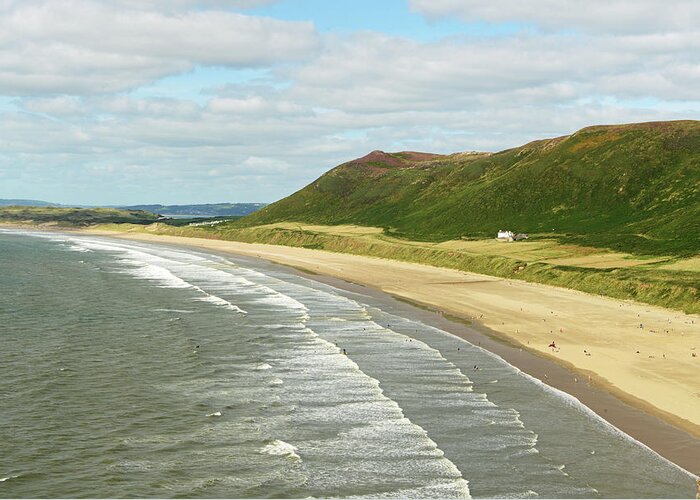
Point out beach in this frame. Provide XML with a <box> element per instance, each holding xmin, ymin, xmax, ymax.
<box><xmin>81</xmin><ymin>229</ymin><xmax>700</xmax><ymax>475</ymax></box>
<box><xmin>2</xmin><ymin>227</ymin><xmax>698</xmax><ymax>497</ymax></box>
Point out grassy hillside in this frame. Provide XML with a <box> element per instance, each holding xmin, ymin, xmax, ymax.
<box><xmin>0</xmin><ymin>206</ymin><xmax>160</xmax><ymax>226</ymax></box>
<box><xmin>239</xmin><ymin>121</ymin><xmax>700</xmax><ymax>256</ymax></box>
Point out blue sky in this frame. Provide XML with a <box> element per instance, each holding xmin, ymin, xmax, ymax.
<box><xmin>0</xmin><ymin>0</ymin><xmax>698</xmax><ymax>205</ymax></box>
<box><xmin>248</xmin><ymin>0</ymin><xmax>527</xmax><ymax>39</ymax></box>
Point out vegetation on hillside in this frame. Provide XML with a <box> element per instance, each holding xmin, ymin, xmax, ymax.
<box><xmin>238</xmin><ymin>121</ymin><xmax>700</xmax><ymax>256</ymax></box>
<box><xmin>0</xmin><ymin>206</ymin><xmax>160</xmax><ymax>226</ymax></box>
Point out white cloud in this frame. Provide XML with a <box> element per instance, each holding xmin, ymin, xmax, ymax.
<box><xmin>410</xmin><ymin>0</ymin><xmax>700</xmax><ymax>34</ymax></box>
<box><xmin>22</xmin><ymin>96</ymin><xmax>86</xmax><ymax>116</ymax></box>
<box><xmin>207</xmin><ymin>96</ymin><xmax>309</xmax><ymax>116</ymax></box>
<box><xmin>286</xmin><ymin>31</ymin><xmax>700</xmax><ymax>113</ymax></box>
<box><xmin>1</xmin><ymin>1</ymin><xmax>699</xmax><ymax>204</ymax></box>
<box><xmin>110</xmin><ymin>0</ymin><xmax>278</xmax><ymax>11</ymax></box>
<box><xmin>240</xmin><ymin>156</ymin><xmax>292</xmax><ymax>172</ymax></box>
<box><xmin>0</xmin><ymin>0</ymin><xmax>318</xmax><ymax>96</ymax></box>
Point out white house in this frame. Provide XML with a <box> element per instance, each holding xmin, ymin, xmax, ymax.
<box><xmin>497</xmin><ymin>230</ymin><xmax>528</xmax><ymax>242</ymax></box>
<box><xmin>497</xmin><ymin>230</ymin><xmax>514</xmax><ymax>241</ymax></box>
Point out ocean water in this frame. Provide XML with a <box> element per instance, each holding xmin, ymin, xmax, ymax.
<box><xmin>0</xmin><ymin>230</ymin><xmax>695</xmax><ymax>499</ymax></box>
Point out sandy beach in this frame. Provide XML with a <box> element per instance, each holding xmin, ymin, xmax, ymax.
<box><xmin>65</xmin><ymin>229</ymin><xmax>700</xmax><ymax>475</ymax></box>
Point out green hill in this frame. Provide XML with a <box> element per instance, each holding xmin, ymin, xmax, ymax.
<box><xmin>239</xmin><ymin>121</ymin><xmax>700</xmax><ymax>256</ymax></box>
<box><xmin>0</xmin><ymin>198</ymin><xmax>57</xmax><ymax>207</ymax></box>
<box><xmin>0</xmin><ymin>206</ymin><xmax>160</xmax><ymax>226</ymax></box>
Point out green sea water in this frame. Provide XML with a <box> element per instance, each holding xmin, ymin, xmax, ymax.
<box><xmin>0</xmin><ymin>230</ymin><xmax>695</xmax><ymax>498</ymax></box>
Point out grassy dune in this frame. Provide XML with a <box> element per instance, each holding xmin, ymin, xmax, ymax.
<box><xmin>94</xmin><ymin>222</ymin><xmax>700</xmax><ymax>315</ymax></box>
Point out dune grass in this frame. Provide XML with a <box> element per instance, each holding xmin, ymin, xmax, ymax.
<box><xmin>93</xmin><ymin>222</ymin><xmax>700</xmax><ymax>315</ymax></box>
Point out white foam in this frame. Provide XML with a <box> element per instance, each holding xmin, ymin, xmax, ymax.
<box><xmin>206</xmin><ymin>411</ymin><xmax>222</xmax><ymax>417</ymax></box>
<box><xmin>0</xmin><ymin>475</ymin><xmax>19</xmax><ymax>483</ymax></box>
<box><xmin>19</xmin><ymin>232</ymin><xmax>477</xmax><ymax>495</ymax></box>
<box><xmin>511</xmin><ymin>447</ymin><xmax>540</xmax><ymax>457</ymax></box>
<box><xmin>345</xmin><ymin>478</ymin><xmax>471</xmax><ymax>499</ymax></box>
<box><xmin>327</xmin><ymin>308</ymin><xmax>538</xmax><ymax>441</ymax></box>
<box><xmin>260</xmin><ymin>440</ymin><xmax>301</xmax><ymax>460</ymax></box>
<box><xmin>472</xmin><ymin>343</ymin><xmax>699</xmax><ymax>479</ymax></box>
<box><xmin>51</xmin><ymin>237</ymin><xmax>249</xmax><ymax>315</ymax></box>
<box><xmin>399</xmin><ymin>315</ymin><xmax>699</xmax><ymax>480</ymax></box>
<box><xmin>281</xmin><ymin>323</ymin><xmax>471</xmax><ymax>495</ymax></box>
<box><xmin>121</xmin><ymin>261</ymin><xmax>193</xmax><ymax>289</ymax></box>
<box><xmin>67</xmin><ymin>244</ymin><xmax>91</xmax><ymax>252</ymax></box>
<box><xmin>193</xmin><ymin>294</ymin><xmax>247</xmax><ymax>314</ymax></box>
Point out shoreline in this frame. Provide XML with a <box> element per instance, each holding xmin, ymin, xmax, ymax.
<box><xmin>3</xmin><ymin>225</ymin><xmax>700</xmax><ymax>476</ymax></box>
<box><xmin>304</xmin><ymin>274</ymin><xmax>700</xmax><ymax>478</ymax></box>
<box><xmin>85</xmin><ymin>230</ymin><xmax>700</xmax><ymax>477</ymax></box>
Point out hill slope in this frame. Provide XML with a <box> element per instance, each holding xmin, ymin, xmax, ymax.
<box><xmin>239</xmin><ymin>121</ymin><xmax>700</xmax><ymax>255</ymax></box>
<box><xmin>0</xmin><ymin>198</ymin><xmax>57</xmax><ymax>207</ymax></box>
<box><xmin>0</xmin><ymin>206</ymin><xmax>160</xmax><ymax>226</ymax></box>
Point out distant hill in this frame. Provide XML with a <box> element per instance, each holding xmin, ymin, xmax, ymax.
<box><xmin>0</xmin><ymin>199</ymin><xmax>58</xmax><ymax>207</ymax></box>
<box><xmin>0</xmin><ymin>206</ymin><xmax>160</xmax><ymax>226</ymax></box>
<box><xmin>238</xmin><ymin>121</ymin><xmax>700</xmax><ymax>256</ymax></box>
<box><xmin>119</xmin><ymin>203</ymin><xmax>266</xmax><ymax>217</ymax></box>
<box><xmin>0</xmin><ymin>200</ymin><xmax>267</xmax><ymax>217</ymax></box>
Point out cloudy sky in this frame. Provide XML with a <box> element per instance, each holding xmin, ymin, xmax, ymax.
<box><xmin>1</xmin><ymin>0</ymin><xmax>698</xmax><ymax>205</ymax></box>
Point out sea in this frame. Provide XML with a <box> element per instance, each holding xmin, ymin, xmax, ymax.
<box><xmin>0</xmin><ymin>229</ymin><xmax>696</xmax><ymax>498</ymax></box>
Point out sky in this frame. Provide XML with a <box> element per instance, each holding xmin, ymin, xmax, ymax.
<box><xmin>0</xmin><ymin>0</ymin><xmax>699</xmax><ymax>205</ymax></box>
